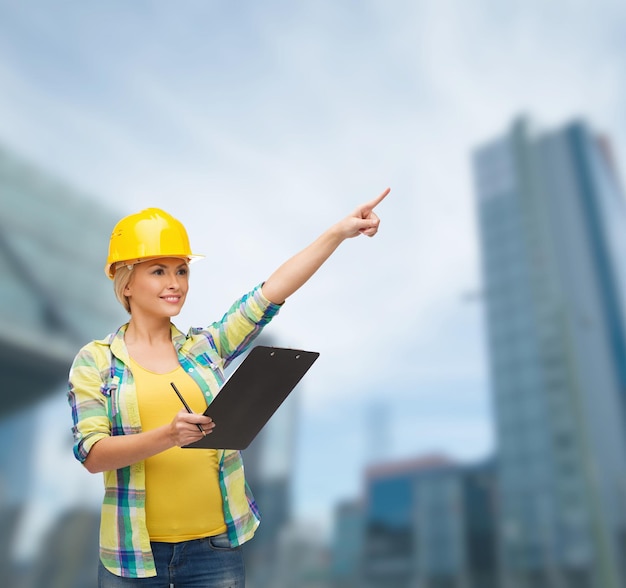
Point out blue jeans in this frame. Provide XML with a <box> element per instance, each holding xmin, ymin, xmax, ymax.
<box><xmin>98</xmin><ymin>533</ymin><xmax>245</xmax><ymax>587</ymax></box>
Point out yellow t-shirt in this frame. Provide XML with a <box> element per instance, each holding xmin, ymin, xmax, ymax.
<box><xmin>131</xmin><ymin>358</ymin><xmax>227</xmax><ymax>542</ymax></box>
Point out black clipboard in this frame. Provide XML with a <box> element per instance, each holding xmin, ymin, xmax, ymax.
<box><xmin>184</xmin><ymin>346</ymin><xmax>319</xmax><ymax>450</ymax></box>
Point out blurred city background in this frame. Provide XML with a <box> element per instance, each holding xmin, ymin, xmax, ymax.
<box><xmin>1</xmin><ymin>1</ymin><xmax>626</xmax><ymax>587</ymax></box>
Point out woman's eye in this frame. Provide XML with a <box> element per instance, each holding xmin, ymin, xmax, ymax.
<box><xmin>178</xmin><ymin>269</ymin><xmax>188</xmax><ymax>276</ymax></box>
<box><xmin>153</xmin><ymin>269</ymin><xmax>164</xmax><ymax>275</ymax></box>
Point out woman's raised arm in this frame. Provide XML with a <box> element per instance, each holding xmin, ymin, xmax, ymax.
<box><xmin>261</xmin><ymin>188</ymin><xmax>390</xmax><ymax>305</ymax></box>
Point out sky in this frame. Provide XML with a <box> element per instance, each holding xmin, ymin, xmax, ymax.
<box><xmin>2</xmin><ymin>0</ymin><xmax>626</xmax><ymax>551</ymax></box>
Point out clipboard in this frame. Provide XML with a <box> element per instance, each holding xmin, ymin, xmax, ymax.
<box><xmin>184</xmin><ymin>346</ymin><xmax>319</xmax><ymax>450</ymax></box>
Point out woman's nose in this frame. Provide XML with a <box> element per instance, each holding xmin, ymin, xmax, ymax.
<box><xmin>167</xmin><ymin>274</ymin><xmax>181</xmax><ymax>289</ymax></box>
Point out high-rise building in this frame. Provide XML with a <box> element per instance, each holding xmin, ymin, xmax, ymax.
<box><xmin>239</xmin><ymin>333</ymin><xmax>301</xmax><ymax>588</ymax></box>
<box><xmin>0</xmin><ymin>143</ymin><xmax>124</xmax><ymax>416</ymax></box>
<box><xmin>0</xmin><ymin>143</ymin><xmax>124</xmax><ymax>586</ymax></box>
<box><xmin>330</xmin><ymin>499</ymin><xmax>365</xmax><ymax>588</ymax></box>
<box><xmin>472</xmin><ymin>118</ymin><xmax>626</xmax><ymax>588</ymax></box>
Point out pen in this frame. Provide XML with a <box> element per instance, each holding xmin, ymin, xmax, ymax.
<box><xmin>170</xmin><ymin>382</ymin><xmax>206</xmax><ymax>436</ymax></box>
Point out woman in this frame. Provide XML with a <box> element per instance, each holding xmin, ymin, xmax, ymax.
<box><xmin>68</xmin><ymin>188</ymin><xmax>389</xmax><ymax>587</ymax></box>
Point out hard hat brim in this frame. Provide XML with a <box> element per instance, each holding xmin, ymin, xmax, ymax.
<box><xmin>105</xmin><ymin>253</ymin><xmax>204</xmax><ymax>280</ymax></box>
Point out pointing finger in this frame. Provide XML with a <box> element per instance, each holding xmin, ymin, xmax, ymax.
<box><xmin>363</xmin><ymin>187</ymin><xmax>390</xmax><ymax>213</ymax></box>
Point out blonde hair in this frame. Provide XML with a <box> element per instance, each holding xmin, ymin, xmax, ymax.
<box><xmin>113</xmin><ymin>265</ymin><xmax>134</xmax><ymax>314</ymax></box>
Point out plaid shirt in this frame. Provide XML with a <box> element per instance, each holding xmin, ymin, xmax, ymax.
<box><xmin>68</xmin><ymin>284</ymin><xmax>281</xmax><ymax>578</ymax></box>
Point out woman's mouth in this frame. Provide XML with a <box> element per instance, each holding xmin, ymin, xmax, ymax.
<box><xmin>161</xmin><ymin>295</ymin><xmax>181</xmax><ymax>303</ymax></box>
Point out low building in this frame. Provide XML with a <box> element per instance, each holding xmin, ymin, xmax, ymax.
<box><xmin>331</xmin><ymin>454</ymin><xmax>498</xmax><ymax>588</ymax></box>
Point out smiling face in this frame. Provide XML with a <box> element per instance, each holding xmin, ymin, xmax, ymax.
<box><xmin>124</xmin><ymin>257</ymin><xmax>190</xmax><ymax>319</ymax></box>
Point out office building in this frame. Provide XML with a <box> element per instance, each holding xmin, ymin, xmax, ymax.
<box><xmin>0</xmin><ymin>143</ymin><xmax>124</xmax><ymax>416</ymax></box>
<box><xmin>0</xmin><ymin>143</ymin><xmax>124</xmax><ymax>585</ymax></box>
<box><xmin>472</xmin><ymin>118</ymin><xmax>626</xmax><ymax>588</ymax></box>
<box><xmin>350</xmin><ymin>455</ymin><xmax>497</xmax><ymax>588</ymax></box>
<box><xmin>331</xmin><ymin>499</ymin><xmax>365</xmax><ymax>588</ymax></box>
<box><xmin>239</xmin><ymin>333</ymin><xmax>301</xmax><ymax>588</ymax></box>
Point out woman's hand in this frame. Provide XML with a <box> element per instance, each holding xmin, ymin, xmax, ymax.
<box><xmin>169</xmin><ymin>410</ymin><xmax>215</xmax><ymax>447</ymax></box>
<box><xmin>334</xmin><ymin>187</ymin><xmax>390</xmax><ymax>239</ymax></box>
<box><xmin>83</xmin><ymin>410</ymin><xmax>216</xmax><ymax>473</ymax></box>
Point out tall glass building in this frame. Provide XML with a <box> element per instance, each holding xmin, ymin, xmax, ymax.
<box><xmin>472</xmin><ymin>118</ymin><xmax>626</xmax><ymax>588</ymax></box>
<box><xmin>331</xmin><ymin>498</ymin><xmax>365</xmax><ymax>588</ymax></box>
<box><xmin>0</xmin><ymin>143</ymin><xmax>124</xmax><ymax>415</ymax></box>
<box><xmin>0</xmin><ymin>143</ymin><xmax>124</xmax><ymax>586</ymax></box>
<box><xmin>238</xmin><ymin>333</ymin><xmax>301</xmax><ymax>588</ymax></box>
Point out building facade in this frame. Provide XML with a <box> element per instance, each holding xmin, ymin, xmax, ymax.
<box><xmin>334</xmin><ymin>455</ymin><xmax>497</xmax><ymax>588</ymax></box>
<box><xmin>472</xmin><ymin>118</ymin><xmax>626</xmax><ymax>588</ymax></box>
<box><xmin>239</xmin><ymin>333</ymin><xmax>301</xmax><ymax>588</ymax></box>
<box><xmin>0</xmin><ymin>143</ymin><xmax>125</xmax><ymax>586</ymax></box>
<box><xmin>0</xmin><ymin>143</ymin><xmax>124</xmax><ymax>416</ymax></box>
<box><xmin>331</xmin><ymin>499</ymin><xmax>365</xmax><ymax>588</ymax></box>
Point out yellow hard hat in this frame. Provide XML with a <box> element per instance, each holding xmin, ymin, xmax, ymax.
<box><xmin>105</xmin><ymin>208</ymin><xmax>204</xmax><ymax>279</ymax></box>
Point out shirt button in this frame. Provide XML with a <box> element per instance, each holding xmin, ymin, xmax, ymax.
<box><xmin>188</xmin><ymin>367</ymin><xmax>194</xmax><ymax>372</ymax></box>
